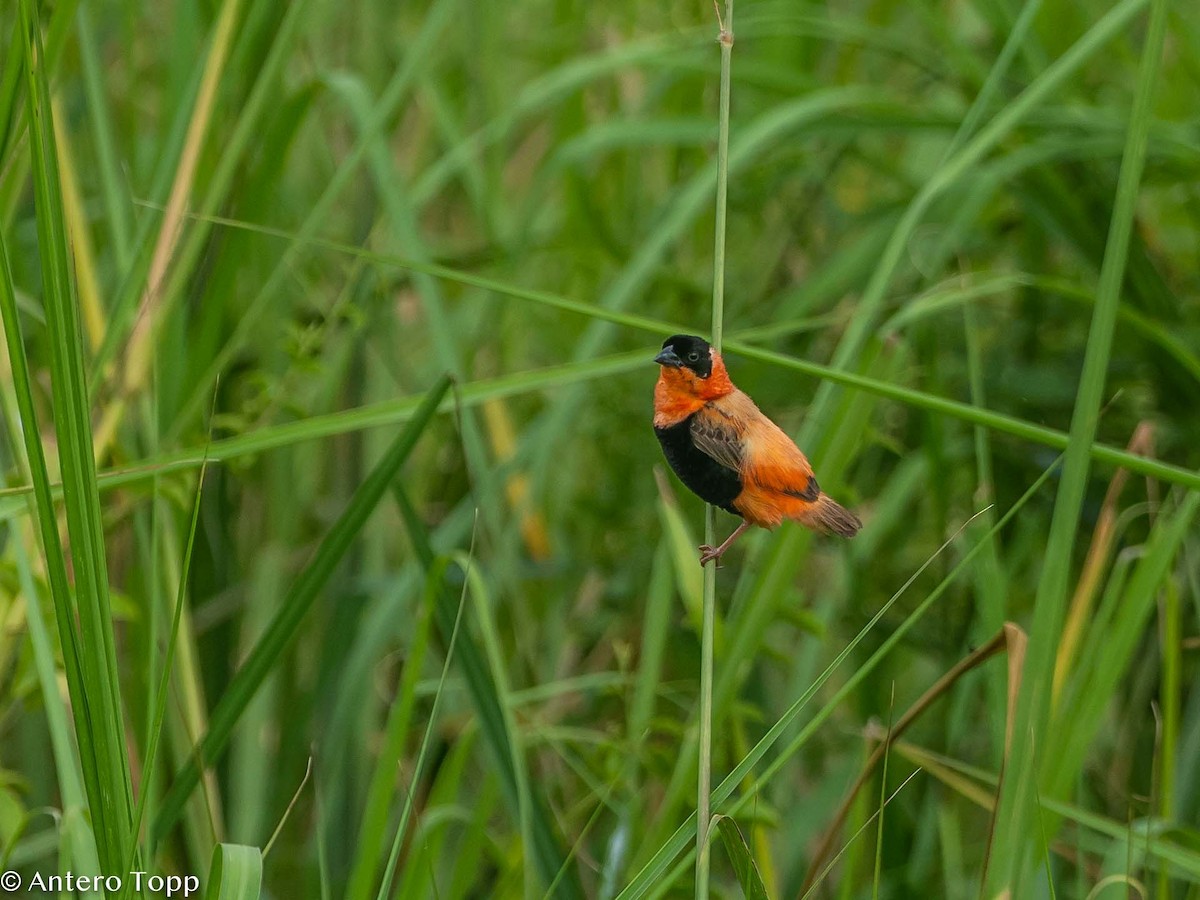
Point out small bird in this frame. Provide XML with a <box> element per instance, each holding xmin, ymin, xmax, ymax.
<box><xmin>653</xmin><ymin>334</ymin><xmax>861</xmax><ymax>566</ymax></box>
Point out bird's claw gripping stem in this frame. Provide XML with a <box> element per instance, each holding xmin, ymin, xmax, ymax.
<box><xmin>696</xmin><ymin>521</ymin><xmax>750</xmax><ymax>567</ymax></box>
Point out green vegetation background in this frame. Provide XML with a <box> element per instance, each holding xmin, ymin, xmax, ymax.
<box><xmin>0</xmin><ymin>0</ymin><xmax>1198</xmax><ymax>897</ymax></box>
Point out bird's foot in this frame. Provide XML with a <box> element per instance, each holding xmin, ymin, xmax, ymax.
<box><xmin>698</xmin><ymin>544</ymin><xmax>724</xmax><ymax>568</ymax></box>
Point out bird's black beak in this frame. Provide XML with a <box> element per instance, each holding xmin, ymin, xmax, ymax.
<box><xmin>655</xmin><ymin>347</ymin><xmax>683</xmax><ymax>367</ymax></box>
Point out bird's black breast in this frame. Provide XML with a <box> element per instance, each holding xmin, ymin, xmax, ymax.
<box><xmin>654</xmin><ymin>415</ymin><xmax>742</xmax><ymax>515</ymax></box>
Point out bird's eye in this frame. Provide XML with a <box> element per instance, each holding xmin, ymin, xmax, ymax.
<box><xmin>687</xmin><ymin>351</ymin><xmax>700</xmax><ymax>362</ymax></box>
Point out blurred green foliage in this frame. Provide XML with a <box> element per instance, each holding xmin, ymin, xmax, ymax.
<box><xmin>0</xmin><ymin>0</ymin><xmax>1198</xmax><ymax>897</ymax></box>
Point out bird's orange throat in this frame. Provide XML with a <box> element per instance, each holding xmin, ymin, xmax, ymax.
<box><xmin>653</xmin><ymin>352</ymin><xmax>734</xmax><ymax>427</ymax></box>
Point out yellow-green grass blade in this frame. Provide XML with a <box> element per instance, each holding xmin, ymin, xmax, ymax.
<box><xmin>1047</xmin><ymin>492</ymin><xmax>1200</xmax><ymax>799</ymax></box>
<box><xmin>0</xmin><ymin>0</ymin><xmax>78</xmax><ymax>158</ymax></box>
<box><xmin>986</xmin><ymin>0</ymin><xmax>1171</xmax><ymax>890</ymax></box>
<box><xmin>56</xmin><ymin>221</ymin><xmax>1200</xmax><ymax>491</ymax></box>
<box><xmin>0</xmin><ymin>350</ymin><xmax>649</xmax><ymax>511</ymax></box>
<box><xmin>14</xmin><ymin>0</ymin><xmax>134</xmax><ymax>873</ymax></box>
<box><xmin>151</xmin><ymin>374</ymin><xmax>450</xmax><ymax>842</ymax></box>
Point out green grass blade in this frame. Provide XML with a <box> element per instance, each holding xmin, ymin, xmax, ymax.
<box><xmin>121</xmin><ymin>445</ymin><xmax>212</xmax><ymax>895</ymax></box>
<box><xmin>151</xmin><ymin>374</ymin><xmax>451</xmax><ymax>842</ymax></box>
<box><xmin>986</xmin><ymin>0</ymin><xmax>1171</xmax><ymax>889</ymax></box>
<box><xmin>16</xmin><ymin>0</ymin><xmax>134</xmax><ymax>872</ymax></box>
<box><xmin>74</xmin><ymin>3</ymin><xmax>132</xmax><ymax>269</ymax></box>
<box><xmin>716</xmin><ymin>817</ymin><xmax>769</xmax><ymax>900</ymax></box>
<box><xmin>204</xmin><ymin>844</ymin><xmax>262</xmax><ymax>900</ymax></box>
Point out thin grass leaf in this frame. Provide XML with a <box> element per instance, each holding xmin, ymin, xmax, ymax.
<box><xmin>345</xmin><ymin>556</ymin><xmax>436</xmax><ymax>900</ymax></box>
<box><xmin>715</xmin><ymin>816</ymin><xmax>769</xmax><ymax>900</ymax></box>
<box><xmin>23</xmin><ymin>214</ymin><xmax>1192</xmax><ymax>493</ymax></box>
<box><xmin>15</xmin><ymin>0</ymin><xmax>134</xmax><ymax>872</ymax></box>
<box><xmin>120</xmin><ymin>441</ymin><xmax>213</xmax><ymax>898</ymax></box>
<box><xmin>375</xmin><ymin>550</ymin><xmax>472</xmax><ymax>900</ymax></box>
<box><xmin>71</xmin><ymin>223</ymin><xmax>1200</xmax><ymax>491</ymax></box>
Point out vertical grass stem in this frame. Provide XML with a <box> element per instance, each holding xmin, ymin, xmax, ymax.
<box><xmin>698</xmin><ymin>2</ymin><xmax>733</xmax><ymax>896</ymax></box>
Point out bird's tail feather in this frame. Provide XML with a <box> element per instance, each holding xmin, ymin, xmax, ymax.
<box><xmin>800</xmin><ymin>493</ymin><xmax>862</xmax><ymax>538</ymax></box>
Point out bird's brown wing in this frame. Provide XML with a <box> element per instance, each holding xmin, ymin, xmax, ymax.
<box><xmin>700</xmin><ymin>390</ymin><xmax>819</xmax><ymax>497</ymax></box>
<box><xmin>689</xmin><ymin>403</ymin><xmax>746</xmax><ymax>473</ymax></box>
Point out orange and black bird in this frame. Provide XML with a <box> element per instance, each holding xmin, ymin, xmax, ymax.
<box><xmin>653</xmin><ymin>334</ymin><xmax>861</xmax><ymax>566</ymax></box>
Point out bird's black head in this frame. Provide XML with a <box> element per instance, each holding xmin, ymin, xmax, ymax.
<box><xmin>655</xmin><ymin>334</ymin><xmax>713</xmax><ymax>378</ymax></box>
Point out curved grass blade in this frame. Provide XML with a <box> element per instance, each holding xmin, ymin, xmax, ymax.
<box><xmin>716</xmin><ymin>816</ymin><xmax>769</xmax><ymax>900</ymax></box>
